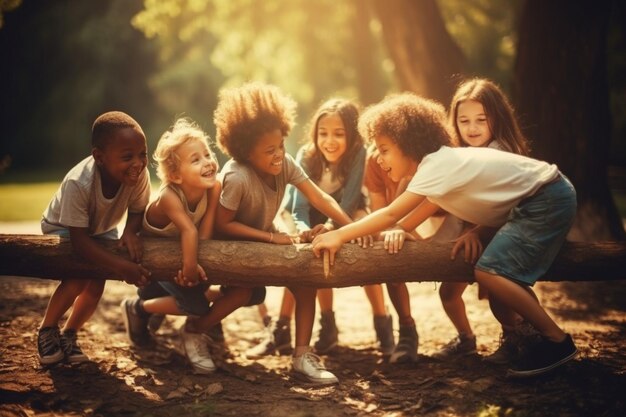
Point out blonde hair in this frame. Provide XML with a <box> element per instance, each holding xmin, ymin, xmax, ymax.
<box><xmin>153</xmin><ymin>118</ymin><xmax>213</xmax><ymax>183</ymax></box>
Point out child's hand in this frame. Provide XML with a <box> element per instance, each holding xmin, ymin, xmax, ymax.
<box><xmin>451</xmin><ymin>231</ymin><xmax>483</xmax><ymax>264</ymax></box>
<box><xmin>380</xmin><ymin>226</ymin><xmax>413</xmax><ymax>254</ymax></box>
<box><xmin>120</xmin><ymin>261</ymin><xmax>151</xmax><ymax>288</ymax></box>
<box><xmin>311</xmin><ymin>230</ymin><xmax>343</xmax><ymax>265</ymax></box>
<box><xmin>350</xmin><ymin>234</ymin><xmax>374</xmax><ymax>248</ymax></box>
<box><xmin>273</xmin><ymin>232</ymin><xmax>298</xmax><ymax>245</ymax></box>
<box><xmin>118</xmin><ymin>232</ymin><xmax>143</xmax><ymax>263</ymax></box>
<box><xmin>299</xmin><ymin>224</ymin><xmax>330</xmax><ymax>243</ymax></box>
<box><xmin>175</xmin><ymin>265</ymin><xmax>207</xmax><ymax>287</ymax></box>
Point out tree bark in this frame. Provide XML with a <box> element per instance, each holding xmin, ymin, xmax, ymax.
<box><xmin>369</xmin><ymin>0</ymin><xmax>467</xmax><ymax>104</ymax></box>
<box><xmin>1</xmin><ymin>234</ymin><xmax>625</xmax><ymax>286</ymax></box>
<box><xmin>513</xmin><ymin>0</ymin><xmax>625</xmax><ymax>241</ymax></box>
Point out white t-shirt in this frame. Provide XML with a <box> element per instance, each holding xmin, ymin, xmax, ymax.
<box><xmin>219</xmin><ymin>153</ymin><xmax>308</xmax><ymax>232</ymax></box>
<box><xmin>406</xmin><ymin>146</ymin><xmax>559</xmax><ymax>227</ymax></box>
<box><xmin>42</xmin><ymin>156</ymin><xmax>151</xmax><ymax>236</ymax></box>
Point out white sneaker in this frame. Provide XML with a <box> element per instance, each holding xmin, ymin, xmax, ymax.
<box><xmin>292</xmin><ymin>352</ymin><xmax>338</xmax><ymax>385</ymax></box>
<box><xmin>180</xmin><ymin>326</ymin><xmax>216</xmax><ymax>374</ymax></box>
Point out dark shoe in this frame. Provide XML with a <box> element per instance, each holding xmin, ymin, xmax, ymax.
<box><xmin>38</xmin><ymin>326</ymin><xmax>64</xmax><ymax>365</ymax></box>
<box><xmin>246</xmin><ymin>318</ymin><xmax>292</xmax><ymax>358</ymax></box>
<box><xmin>147</xmin><ymin>313</ymin><xmax>166</xmax><ymax>334</ymax></box>
<box><xmin>314</xmin><ymin>311</ymin><xmax>339</xmax><ymax>354</ymax></box>
<box><xmin>373</xmin><ymin>314</ymin><xmax>395</xmax><ymax>356</ymax></box>
<box><xmin>205</xmin><ymin>321</ymin><xmax>225</xmax><ymax>344</ymax></box>
<box><xmin>120</xmin><ymin>298</ymin><xmax>153</xmax><ymax>347</ymax></box>
<box><xmin>507</xmin><ymin>334</ymin><xmax>577</xmax><ymax>378</ymax></box>
<box><xmin>484</xmin><ymin>323</ymin><xmax>542</xmax><ymax>365</ymax></box>
<box><xmin>432</xmin><ymin>334</ymin><xmax>477</xmax><ymax>359</ymax></box>
<box><xmin>390</xmin><ymin>324</ymin><xmax>418</xmax><ymax>364</ymax></box>
<box><xmin>60</xmin><ymin>329</ymin><xmax>88</xmax><ymax>363</ymax></box>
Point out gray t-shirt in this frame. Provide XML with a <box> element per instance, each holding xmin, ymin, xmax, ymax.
<box><xmin>219</xmin><ymin>153</ymin><xmax>308</xmax><ymax>232</ymax></box>
<box><xmin>42</xmin><ymin>156</ymin><xmax>151</xmax><ymax>236</ymax></box>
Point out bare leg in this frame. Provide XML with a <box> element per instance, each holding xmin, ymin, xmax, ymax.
<box><xmin>63</xmin><ymin>279</ymin><xmax>106</xmax><ymax>331</ymax></box>
<box><xmin>41</xmin><ymin>279</ymin><xmax>89</xmax><ymax>328</ymax></box>
<box><xmin>363</xmin><ymin>284</ymin><xmax>387</xmax><ymax>316</ymax></box>
<box><xmin>187</xmin><ymin>287</ymin><xmax>253</xmax><ymax>333</ymax></box>
<box><xmin>316</xmin><ymin>288</ymin><xmax>334</xmax><ymax>313</ymax></box>
<box><xmin>386</xmin><ymin>282</ymin><xmax>415</xmax><ymax>326</ymax></box>
<box><xmin>279</xmin><ymin>288</ymin><xmax>296</xmax><ymax>319</ymax></box>
<box><xmin>290</xmin><ymin>286</ymin><xmax>316</xmax><ymax>355</ymax></box>
<box><xmin>439</xmin><ymin>282</ymin><xmax>473</xmax><ymax>336</ymax></box>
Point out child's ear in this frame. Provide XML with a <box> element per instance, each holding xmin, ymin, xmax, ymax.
<box><xmin>169</xmin><ymin>173</ymin><xmax>183</xmax><ymax>184</ymax></box>
<box><xmin>92</xmin><ymin>147</ymin><xmax>104</xmax><ymax>166</ymax></box>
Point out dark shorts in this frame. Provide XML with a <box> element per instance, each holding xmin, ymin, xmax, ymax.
<box><xmin>475</xmin><ymin>174</ymin><xmax>576</xmax><ymax>286</ymax></box>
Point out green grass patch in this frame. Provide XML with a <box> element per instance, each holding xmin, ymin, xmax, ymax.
<box><xmin>0</xmin><ymin>182</ymin><xmax>60</xmax><ymax>221</ymax></box>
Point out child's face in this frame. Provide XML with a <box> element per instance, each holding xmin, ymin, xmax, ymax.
<box><xmin>94</xmin><ymin>127</ymin><xmax>148</xmax><ymax>186</ymax></box>
<box><xmin>172</xmin><ymin>140</ymin><xmax>218</xmax><ymax>189</ymax></box>
<box><xmin>374</xmin><ymin>135</ymin><xmax>417</xmax><ymax>182</ymax></box>
<box><xmin>247</xmin><ymin>128</ymin><xmax>285</xmax><ymax>177</ymax></box>
<box><xmin>316</xmin><ymin>112</ymin><xmax>347</xmax><ymax>165</ymax></box>
<box><xmin>456</xmin><ymin>99</ymin><xmax>492</xmax><ymax>147</ymax></box>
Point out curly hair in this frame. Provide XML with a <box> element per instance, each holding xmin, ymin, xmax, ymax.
<box><xmin>358</xmin><ymin>93</ymin><xmax>452</xmax><ymax>162</ymax></box>
<box><xmin>152</xmin><ymin>117</ymin><xmax>213</xmax><ymax>183</ymax></box>
<box><xmin>214</xmin><ymin>82</ymin><xmax>297</xmax><ymax>162</ymax></box>
<box><xmin>300</xmin><ymin>98</ymin><xmax>363</xmax><ymax>183</ymax></box>
<box><xmin>449</xmin><ymin>78</ymin><xmax>530</xmax><ymax>156</ymax></box>
<box><xmin>91</xmin><ymin>111</ymin><xmax>144</xmax><ymax>149</ymax></box>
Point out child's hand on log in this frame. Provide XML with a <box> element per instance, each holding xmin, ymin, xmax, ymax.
<box><xmin>118</xmin><ymin>231</ymin><xmax>143</xmax><ymax>263</ymax></box>
<box><xmin>175</xmin><ymin>265</ymin><xmax>207</xmax><ymax>287</ymax></box>
<box><xmin>311</xmin><ymin>230</ymin><xmax>343</xmax><ymax>265</ymax></box>
<box><xmin>379</xmin><ymin>226</ymin><xmax>415</xmax><ymax>254</ymax></box>
<box><xmin>350</xmin><ymin>234</ymin><xmax>374</xmax><ymax>248</ymax></box>
<box><xmin>451</xmin><ymin>230</ymin><xmax>483</xmax><ymax>264</ymax></box>
<box><xmin>120</xmin><ymin>262</ymin><xmax>151</xmax><ymax>288</ymax></box>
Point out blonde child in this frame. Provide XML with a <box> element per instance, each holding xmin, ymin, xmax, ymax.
<box><xmin>38</xmin><ymin>111</ymin><xmax>151</xmax><ymax>365</ymax></box>
<box><xmin>120</xmin><ymin>118</ymin><xmax>261</xmax><ymax>374</ymax></box>
<box><xmin>429</xmin><ymin>78</ymin><xmax>537</xmax><ymax>362</ymax></box>
<box><xmin>312</xmin><ymin>93</ymin><xmax>578</xmax><ymax>378</ymax></box>
<box><xmin>246</xmin><ymin>98</ymin><xmax>393</xmax><ymax>358</ymax></box>
<box><xmin>213</xmin><ymin>82</ymin><xmax>356</xmax><ymax>385</ymax></box>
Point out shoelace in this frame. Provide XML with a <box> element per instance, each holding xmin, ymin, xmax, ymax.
<box><xmin>40</xmin><ymin>329</ymin><xmax>60</xmax><ymax>353</ymax></box>
<box><xmin>302</xmin><ymin>352</ymin><xmax>325</xmax><ymax>370</ymax></box>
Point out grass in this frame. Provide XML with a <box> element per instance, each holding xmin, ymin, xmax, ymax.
<box><xmin>0</xmin><ymin>182</ymin><xmax>60</xmax><ymax>222</ymax></box>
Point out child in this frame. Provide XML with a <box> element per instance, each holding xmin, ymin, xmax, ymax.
<box><xmin>429</xmin><ymin>78</ymin><xmax>538</xmax><ymax>362</ymax></box>
<box><xmin>120</xmin><ymin>118</ymin><xmax>261</xmax><ymax>374</ymax></box>
<box><xmin>246</xmin><ymin>98</ymin><xmax>394</xmax><ymax>358</ymax></box>
<box><xmin>312</xmin><ymin>93</ymin><xmax>578</xmax><ymax>378</ymax></box>
<box><xmin>213</xmin><ymin>82</ymin><xmax>356</xmax><ymax>385</ymax></box>
<box><xmin>38</xmin><ymin>111</ymin><xmax>151</xmax><ymax>365</ymax></box>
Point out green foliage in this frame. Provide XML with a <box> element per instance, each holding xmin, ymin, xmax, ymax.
<box><xmin>0</xmin><ymin>182</ymin><xmax>58</xmax><ymax>221</ymax></box>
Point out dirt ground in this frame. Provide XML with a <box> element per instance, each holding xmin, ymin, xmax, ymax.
<box><xmin>1</xmin><ymin>225</ymin><xmax>625</xmax><ymax>417</ymax></box>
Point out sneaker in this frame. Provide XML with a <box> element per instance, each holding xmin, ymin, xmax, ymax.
<box><xmin>389</xmin><ymin>324</ymin><xmax>418</xmax><ymax>364</ymax></box>
<box><xmin>484</xmin><ymin>323</ymin><xmax>542</xmax><ymax>365</ymax></box>
<box><xmin>60</xmin><ymin>329</ymin><xmax>88</xmax><ymax>363</ymax></box>
<box><xmin>246</xmin><ymin>318</ymin><xmax>292</xmax><ymax>358</ymax></box>
<box><xmin>120</xmin><ymin>298</ymin><xmax>153</xmax><ymax>347</ymax></box>
<box><xmin>507</xmin><ymin>334</ymin><xmax>577</xmax><ymax>378</ymax></box>
<box><xmin>180</xmin><ymin>326</ymin><xmax>216</xmax><ymax>374</ymax></box>
<box><xmin>38</xmin><ymin>326</ymin><xmax>64</xmax><ymax>365</ymax></box>
<box><xmin>314</xmin><ymin>311</ymin><xmax>339</xmax><ymax>354</ymax></box>
<box><xmin>292</xmin><ymin>351</ymin><xmax>339</xmax><ymax>385</ymax></box>
<box><xmin>373</xmin><ymin>314</ymin><xmax>395</xmax><ymax>356</ymax></box>
<box><xmin>147</xmin><ymin>313</ymin><xmax>165</xmax><ymax>334</ymax></box>
<box><xmin>432</xmin><ymin>334</ymin><xmax>477</xmax><ymax>359</ymax></box>
<box><xmin>205</xmin><ymin>321</ymin><xmax>225</xmax><ymax>344</ymax></box>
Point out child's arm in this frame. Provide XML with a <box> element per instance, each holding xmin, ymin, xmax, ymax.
<box><xmin>118</xmin><ymin>211</ymin><xmax>145</xmax><ymax>263</ymax></box>
<box><xmin>215</xmin><ymin>203</ymin><xmax>294</xmax><ymax>244</ymax></box>
<box><xmin>198</xmin><ymin>181</ymin><xmax>222</xmax><ymax>240</ymax></box>
<box><xmin>312</xmin><ymin>190</ymin><xmax>425</xmax><ymax>264</ymax></box>
<box><xmin>295</xmin><ymin>179</ymin><xmax>352</xmax><ymax>228</ymax></box>
<box><xmin>396</xmin><ymin>199</ymin><xmax>441</xmax><ymax>234</ymax></box>
<box><xmin>69</xmin><ymin>227</ymin><xmax>150</xmax><ymax>285</ymax></box>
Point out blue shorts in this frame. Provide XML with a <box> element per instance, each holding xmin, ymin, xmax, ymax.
<box><xmin>45</xmin><ymin>227</ymin><xmax>119</xmax><ymax>240</ymax></box>
<box><xmin>138</xmin><ymin>282</ymin><xmax>266</xmax><ymax>316</ymax></box>
<box><xmin>475</xmin><ymin>174</ymin><xmax>576</xmax><ymax>286</ymax></box>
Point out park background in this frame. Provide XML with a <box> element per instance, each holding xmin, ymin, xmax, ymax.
<box><xmin>1</xmin><ymin>2</ymin><xmax>626</xmax><ymax>417</ymax></box>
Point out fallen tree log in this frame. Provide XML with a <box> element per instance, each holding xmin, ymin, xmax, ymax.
<box><xmin>1</xmin><ymin>234</ymin><xmax>625</xmax><ymax>287</ymax></box>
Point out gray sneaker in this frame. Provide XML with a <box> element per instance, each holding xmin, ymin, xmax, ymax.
<box><xmin>60</xmin><ymin>329</ymin><xmax>88</xmax><ymax>363</ymax></box>
<box><xmin>180</xmin><ymin>326</ymin><xmax>216</xmax><ymax>374</ymax></box>
<box><xmin>373</xmin><ymin>314</ymin><xmax>395</xmax><ymax>356</ymax></box>
<box><xmin>120</xmin><ymin>298</ymin><xmax>153</xmax><ymax>347</ymax></box>
<box><xmin>292</xmin><ymin>351</ymin><xmax>339</xmax><ymax>385</ymax></box>
<box><xmin>314</xmin><ymin>311</ymin><xmax>339</xmax><ymax>354</ymax></box>
<box><xmin>390</xmin><ymin>324</ymin><xmax>418</xmax><ymax>364</ymax></box>
<box><xmin>432</xmin><ymin>334</ymin><xmax>477</xmax><ymax>359</ymax></box>
<box><xmin>37</xmin><ymin>326</ymin><xmax>64</xmax><ymax>365</ymax></box>
<box><xmin>245</xmin><ymin>318</ymin><xmax>292</xmax><ymax>358</ymax></box>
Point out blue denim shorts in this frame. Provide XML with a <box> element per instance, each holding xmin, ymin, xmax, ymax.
<box><xmin>45</xmin><ymin>227</ymin><xmax>119</xmax><ymax>240</ymax></box>
<box><xmin>475</xmin><ymin>174</ymin><xmax>576</xmax><ymax>286</ymax></box>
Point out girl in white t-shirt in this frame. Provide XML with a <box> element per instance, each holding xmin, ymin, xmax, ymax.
<box><xmin>312</xmin><ymin>93</ymin><xmax>578</xmax><ymax>378</ymax></box>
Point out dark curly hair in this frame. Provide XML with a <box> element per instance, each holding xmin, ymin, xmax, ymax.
<box><xmin>358</xmin><ymin>93</ymin><xmax>452</xmax><ymax>162</ymax></box>
<box><xmin>92</xmin><ymin>111</ymin><xmax>143</xmax><ymax>150</ymax></box>
<box><xmin>300</xmin><ymin>98</ymin><xmax>363</xmax><ymax>184</ymax></box>
<box><xmin>449</xmin><ymin>78</ymin><xmax>530</xmax><ymax>156</ymax></box>
<box><xmin>214</xmin><ymin>82</ymin><xmax>297</xmax><ymax>162</ymax></box>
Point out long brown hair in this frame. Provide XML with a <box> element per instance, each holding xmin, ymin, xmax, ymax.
<box><xmin>449</xmin><ymin>78</ymin><xmax>530</xmax><ymax>156</ymax></box>
<box><xmin>301</xmin><ymin>98</ymin><xmax>363</xmax><ymax>183</ymax></box>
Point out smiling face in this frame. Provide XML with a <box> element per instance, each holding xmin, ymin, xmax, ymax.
<box><xmin>247</xmin><ymin>128</ymin><xmax>285</xmax><ymax>179</ymax></box>
<box><xmin>316</xmin><ymin>112</ymin><xmax>348</xmax><ymax>165</ymax></box>
<box><xmin>94</xmin><ymin>127</ymin><xmax>148</xmax><ymax>188</ymax></box>
<box><xmin>456</xmin><ymin>99</ymin><xmax>492</xmax><ymax>147</ymax></box>
<box><xmin>374</xmin><ymin>135</ymin><xmax>418</xmax><ymax>182</ymax></box>
<box><xmin>172</xmin><ymin>139</ymin><xmax>218</xmax><ymax>190</ymax></box>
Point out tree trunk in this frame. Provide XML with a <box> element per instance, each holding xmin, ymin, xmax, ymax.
<box><xmin>513</xmin><ymin>0</ymin><xmax>625</xmax><ymax>242</ymax></box>
<box><xmin>1</xmin><ymin>235</ymin><xmax>625</xmax><ymax>286</ymax></box>
<box><xmin>369</xmin><ymin>0</ymin><xmax>467</xmax><ymax>104</ymax></box>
